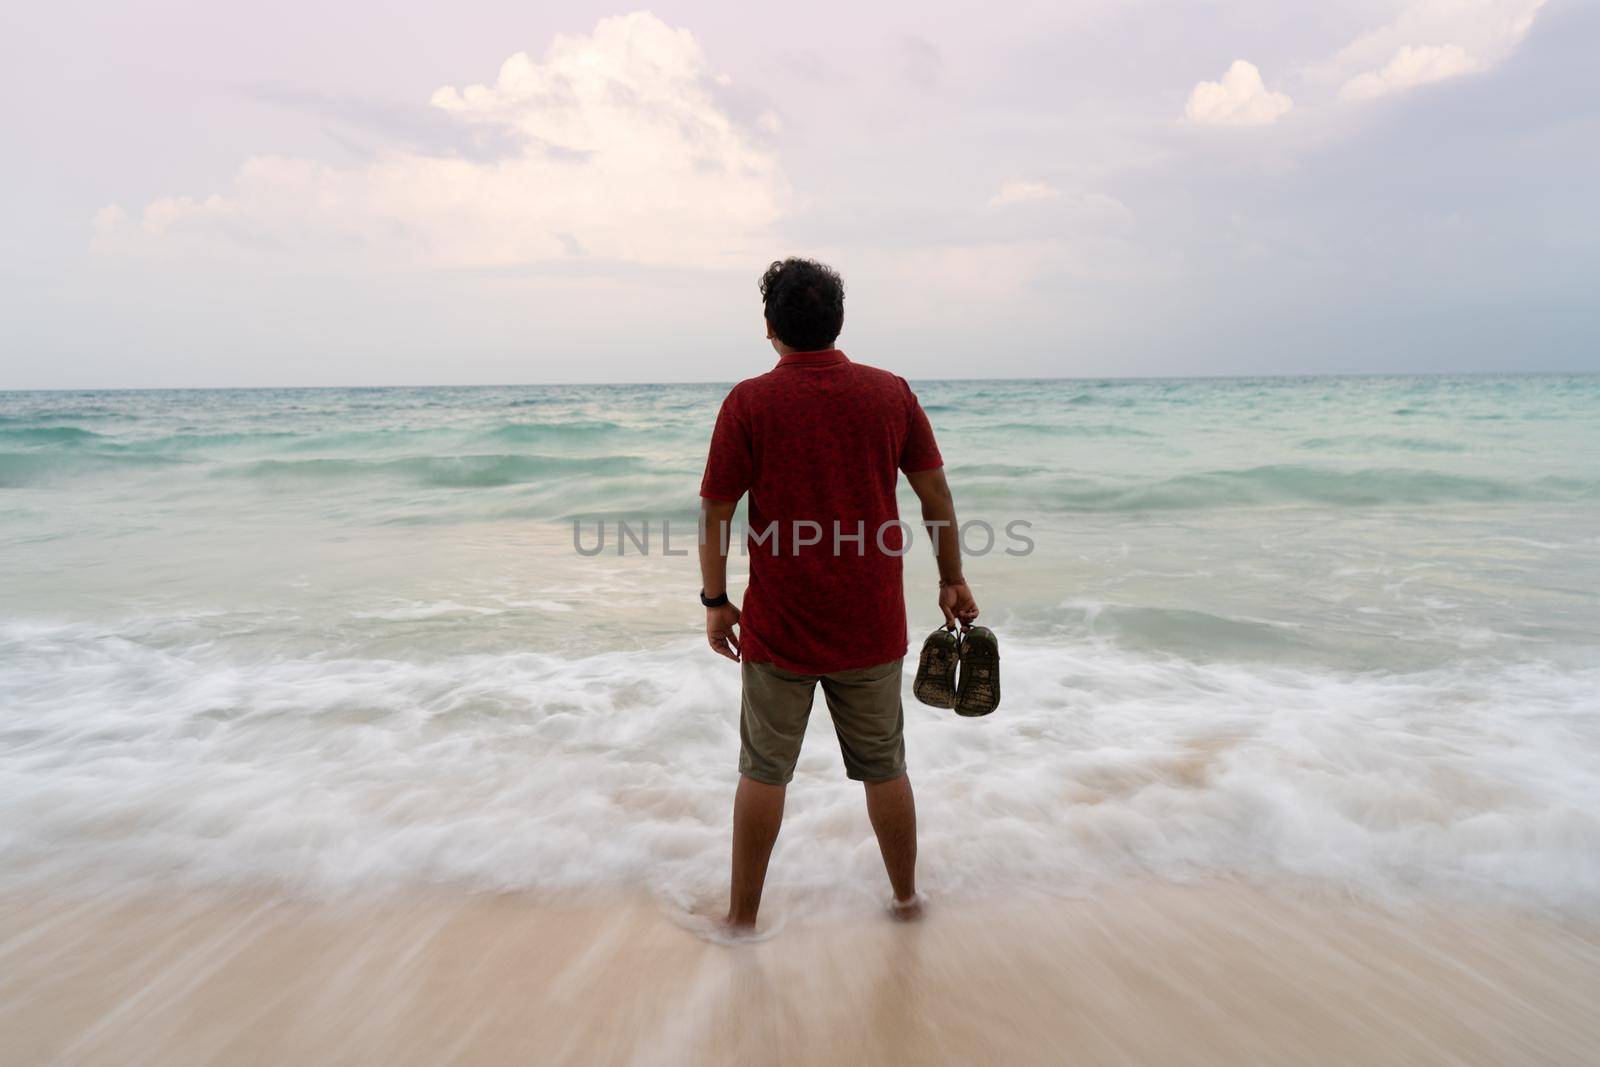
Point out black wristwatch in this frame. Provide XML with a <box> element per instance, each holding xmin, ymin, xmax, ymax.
<box><xmin>700</xmin><ymin>589</ymin><xmax>729</xmax><ymax>608</ymax></box>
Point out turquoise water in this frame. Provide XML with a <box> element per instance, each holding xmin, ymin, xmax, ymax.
<box><xmin>2</xmin><ymin>374</ymin><xmax>1598</xmax><ymax>907</ymax></box>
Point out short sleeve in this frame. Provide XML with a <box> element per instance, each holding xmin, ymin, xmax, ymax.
<box><xmin>700</xmin><ymin>388</ymin><xmax>754</xmax><ymax>501</ymax></box>
<box><xmin>898</xmin><ymin>381</ymin><xmax>944</xmax><ymax>474</ymax></box>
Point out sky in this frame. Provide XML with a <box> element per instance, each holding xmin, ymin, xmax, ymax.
<box><xmin>2</xmin><ymin>0</ymin><xmax>1596</xmax><ymax>387</ymax></box>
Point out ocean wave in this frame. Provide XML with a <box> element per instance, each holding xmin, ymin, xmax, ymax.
<box><xmin>1059</xmin><ymin>603</ymin><xmax>1315</xmax><ymax>660</ymax></box>
<box><xmin>10</xmin><ymin>444</ymin><xmax>1581</xmax><ymax>515</ymax></box>
<box><xmin>946</xmin><ymin>462</ymin><xmax>1053</xmax><ymax>477</ymax></box>
<box><xmin>2</xmin><ymin>627</ymin><xmax>1595</xmax><ymax>909</ymax></box>
<box><xmin>276</xmin><ymin>427</ymin><xmax>464</xmax><ymax>453</ymax></box>
<box><xmin>0</xmin><ymin>426</ymin><xmax>106</xmax><ymax>446</ymax></box>
<box><xmin>988</xmin><ymin>421</ymin><xmax>1154</xmax><ymax>437</ymax></box>
<box><xmin>0</xmin><ymin>450</ymin><xmax>187</xmax><ymax>487</ymax></box>
<box><xmin>477</xmin><ymin>420</ymin><xmax>630</xmax><ymax>444</ymax></box>
<box><xmin>1296</xmin><ymin>435</ymin><xmax>1468</xmax><ymax>454</ymax></box>
<box><xmin>1042</xmin><ymin>466</ymin><xmax>1598</xmax><ymax>511</ymax></box>
<box><xmin>0</xmin><ymin>408</ymin><xmax>137</xmax><ymax>425</ymax></box>
<box><xmin>212</xmin><ymin>453</ymin><xmax>652</xmax><ymax>489</ymax></box>
<box><xmin>118</xmin><ymin>430</ymin><xmax>306</xmax><ymax>452</ymax></box>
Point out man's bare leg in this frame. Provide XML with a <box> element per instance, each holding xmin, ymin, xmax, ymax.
<box><xmin>864</xmin><ymin>773</ymin><xmax>922</xmax><ymax>919</ymax></box>
<box><xmin>726</xmin><ymin>775</ymin><xmax>786</xmax><ymax>930</ymax></box>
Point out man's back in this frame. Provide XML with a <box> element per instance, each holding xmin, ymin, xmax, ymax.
<box><xmin>701</xmin><ymin>348</ymin><xmax>942</xmax><ymax>673</ymax></box>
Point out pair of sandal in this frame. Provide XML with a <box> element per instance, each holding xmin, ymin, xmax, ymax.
<box><xmin>913</xmin><ymin>625</ymin><xmax>1000</xmax><ymax>716</ymax></box>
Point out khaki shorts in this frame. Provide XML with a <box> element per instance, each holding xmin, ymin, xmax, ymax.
<box><xmin>739</xmin><ymin>658</ymin><xmax>906</xmax><ymax>785</ymax></box>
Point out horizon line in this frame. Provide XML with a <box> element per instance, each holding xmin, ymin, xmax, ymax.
<box><xmin>3</xmin><ymin>367</ymin><xmax>1597</xmax><ymax>394</ymax></box>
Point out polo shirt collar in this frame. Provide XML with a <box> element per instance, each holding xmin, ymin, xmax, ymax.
<box><xmin>777</xmin><ymin>348</ymin><xmax>848</xmax><ymax>367</ymax></box>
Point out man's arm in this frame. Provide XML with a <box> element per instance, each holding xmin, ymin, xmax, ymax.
<box><xmin>905</xmin><ymin>466</ymin><xmax>980</xmax><ymax>630</ymax></box>
<box><xmin>699</xmin><ymin>497</ymin><xmax>742</xmax><ymax>660</ymax></box>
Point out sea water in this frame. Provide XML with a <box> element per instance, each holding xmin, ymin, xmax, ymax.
<box><xmin>2</xmin><ymin>375</ymin><xmax>1597</xmax><ymax>909</ymax></box>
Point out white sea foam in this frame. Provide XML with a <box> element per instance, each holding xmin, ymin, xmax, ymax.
<box><xmin>3</xmin><ymin>624</ymin><xmax>1596</xmax><ymax>911</ymax></box>
<box><xmin>354</xmin><ymin>600</ymin><xmax>507</xmax><ymax>620</ymax></box>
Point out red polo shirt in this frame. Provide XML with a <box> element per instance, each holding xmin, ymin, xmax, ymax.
<box><xmin>700</xmin><ymin>349</ymin><xmax>944</xmax><ymax>674</ymax></box>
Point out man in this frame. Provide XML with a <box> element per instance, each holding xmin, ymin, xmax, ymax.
<box><xmin>698</xmin><ymin>257</ymin><xmax>979</xmax><ymax>934</ymax></box>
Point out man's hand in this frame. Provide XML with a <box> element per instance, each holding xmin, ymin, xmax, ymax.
<box><xmin>938</xmin><ymin>580</ymin><xmax>979</xmax><ymax>631</ymax></box>
<box><xmin>706</xmin><ymin>602</ymin><xmax>742</xmax><ymax>661</ymax></box>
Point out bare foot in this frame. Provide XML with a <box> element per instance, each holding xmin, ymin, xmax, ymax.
<box><xmin>702</xmin><ymin>913</ymin><xmax>779</xmax><ymax>944</ymax></box>
<box><xmin>888</xmin><ymin>893</ymin><xmax>926</xmax><ymax>922</ymax></box>
<box><xmin>665</xmin><ymin>907</ymin><xmax>783</xmax><ymax>945</ymax></box>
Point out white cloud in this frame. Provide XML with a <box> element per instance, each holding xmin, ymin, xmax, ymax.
<box><xmin>94</xmin><ymin>12</ymin><xmax>789</xmax><ymax>270</ymax></box>
<box><xmin>988</xmin><ymin>180</ymin><xmax>1061</xmax><ymax>207</ymax></box>
<box><xmin>983</xmin><ymin>183</ymin><xmax>1133</xmax><ymax>228</ymax></box>
<box><xmin>1340</xmin><ymin>44</ymin><xmax>1480</xmax><ymax>100</ymax></box>
<box><xmin>1329</xmin><ymin>0</ymin><xmax>1544</xmax><ymax>101</ymax></box>
<box><xmin>1185</xmin><ymin>60</ymin><xmax>1294</xmax><ymax>127</ymax></box>
<box><xmin>1331</xmin><ymin>0</ymin><xmax>1544</xmax><ymax>71</ymax></box>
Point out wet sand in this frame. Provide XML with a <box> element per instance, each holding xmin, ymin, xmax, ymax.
<box><xmin>3</xmin><ymin>885</ymin><xmax>1598</xmax><ymax>1065</ymax></box>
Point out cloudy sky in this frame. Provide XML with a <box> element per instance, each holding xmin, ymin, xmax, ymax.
<box><xmin>3</xmin><ymin>0</ymin><xmax>1596</xmax><ymax>387</ymax></box>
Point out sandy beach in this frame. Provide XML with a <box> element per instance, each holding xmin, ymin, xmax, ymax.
<box><xmin>4</xmin><ymin>884</ymin><xmax>1597</xmax><ymax>1065</ymax></box>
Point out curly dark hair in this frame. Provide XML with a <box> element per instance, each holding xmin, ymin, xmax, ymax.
<box><xmin>759</xmin><ymin>258</ymin><xmax>845</xmax><ymax>352</ymax></box>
